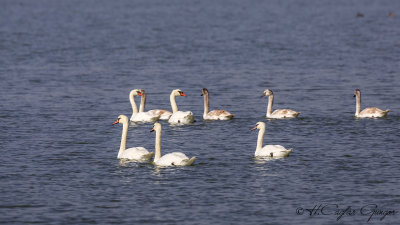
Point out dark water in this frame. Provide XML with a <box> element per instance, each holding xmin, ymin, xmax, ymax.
<box><xmin>1</xmin><ymin>0</ymin><xmax>400</xmax><ymax>224</ymax></box>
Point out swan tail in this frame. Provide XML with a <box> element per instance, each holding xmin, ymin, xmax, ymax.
<box><xmin>183</xmin><ymin>157</ymin><xmax>196</xmax><ymax>166</ymax></box>
<box><xmin>294</xmin><ymin>112</ymin><xmax>300</xmax><ymax>117</ymax></box>
<box><xmin>142</xmin><ymin>152</ymin><xmax>155</xmax><ymax>160</ymax></box>
<box><xmin>384</xmin><ymin>109</ymin><xmax>390</xmax><ymax>115</ymax></box>
<box><xmin>225</xmin><ymin>114</ymin><xmax>234</xmax><ymax>119</ymax></box>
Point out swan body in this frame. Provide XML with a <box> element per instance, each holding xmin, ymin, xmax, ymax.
<box><xmin>252</xmin><ymin>122</ymin><xmax>292</xmax><ymax>158</ymax></box>
<box><xmin>113</xmin><ymin>115</ymin><xmax>154</xmax><ymax>161</ymax></box>
<box><xmin>137</xmin><ymin>89</ymin><xmax>172</xmax><ymax>120</ymax></box>
<box><xmin>168</xmin><ymin>89</ymin><xmax>194</xmax><ymax>124</ymax></box>
<box><xmin>354</xmin><ymin>89</ymin><xmax>389</xmax><ymax>118</ymax></box>
<box><xmin>129</xmin><ymin>89</ymin><xmax>160</xmax><ymax>122</ymax></box>
<box><xmin>262</xmin><ymin>89</ymin><xmax>300</xmax><ymax>119</ymax></box>
<box><xmin>255</xmin><ymin>145</ymin><xmax>292</xmax><ymax>158</ymax></box>
<box><xmin>201</xmin><ymin>88</ymin><xmax>234</xmax><ymax>120</ymax></box>
<box><xmin>152</xmin><ymin>152</ymin><xmax>196</xmax><ymax>167</ymax></box>
<box><xmin>151</xmin><ymin>123</ymin><xmax>196</xmax><ymax>166</ymax></box>
<box><xmin>169</xmin><ymin>111</ymin><xmax>194</xmax><ymax>124</ymax></box>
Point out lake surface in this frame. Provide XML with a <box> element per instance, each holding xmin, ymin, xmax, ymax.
<box><xmin>1</xmin><ymin>0</ymin><xmax>400</xmax><ymax>224</ymax></box>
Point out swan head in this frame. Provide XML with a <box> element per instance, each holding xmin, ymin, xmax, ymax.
<box><xmin>137</xmin><ymin>89</ymin><xmax>146</xmax><ymax>96</ymax></box>
<box><xmin>354</xmin><ymin>89</ymin><xmax>361</xmax><ymax>97</ymax></box>
<box><xmin>150</xmin><ymin>122</ymin><xmax>162</xmax><ymax>132</ymax></box>
<box><xmin>261</xmin><ymin>89</ymin><xmax>273</xmax><ymax>97</ymax></box>
<box><xmin>113</xmin><ymin>115</ymin><xmax>129</xmax><ymax>125</ymax></box>
<box><xmin>201</xmin><ymin>88</ymin><xmax>209</xmax><ymax>96</ymax></box>
<box><xmin>171</xmin><ymin>89</ymin><xmax>186</xmax><ymax>97</ymax></box>
<box><xmin>129</xmin><ymin>89</ymin><xmax>142</xmax><ymax>97</ymax></box>
<box><xmin>251</xmin><ymin>121</ymin><xmax>266</xmax><ymax>131</ymax></box>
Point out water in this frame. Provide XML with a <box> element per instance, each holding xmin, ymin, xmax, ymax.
<box><xmin>1</xmin><ymin>0</ymin><xmax>400</xmax><ymax>224</ymax></box>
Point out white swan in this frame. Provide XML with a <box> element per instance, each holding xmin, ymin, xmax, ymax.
<box><xmin>252</xmin><ymin>122</ymin><xmax>292</xmax><ymax>158</ymax></box>
<box><xmin>137</xmin><ymin>89</ymin><xmax>172</xmax><ymax>120</ymax></box>
<box><xmin>129</xmin><ymin>89</ymin><xmax>160</xmax><ymax>122</ymax></box>
<box><xmin>201</xmin><ymin>88</ymin><xmax>234</xmax><ymax>120</ymax></box>
<box><xmin>262</xmin><ymin>89</ymin><xmax>300</xmax><ymax>119</ymax></box>
<box><xmin>113</xmin><ymin>115</ymin><xmax>154</xmax><ymax>161</ymax></box>
<box><xmin>354</xmin><ymin>89</ymin><xmax>389</xmax><ymax>118</ymax></box>
<box><xmin>168</xmin><ymin>89</ymin><xmax>194</xmax><ymax>124</ymax></box>
<box><xmin>150</xmin><ymin>122</ymin><xmax>196</xmax><ymax>166</ymax></box>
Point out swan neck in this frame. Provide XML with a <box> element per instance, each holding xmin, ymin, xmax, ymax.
<box><xmin>154</xmin><ymin>128</ymin><xmax>162</xmax><ymax>161</ymax></box>
<box><xmin>257</xmin><ymin>127</ymin><xmax>265</xmax><ymax>151</ymax></box>
<box><xmin>170</xmin><ymin>93</ymin><xmax>179</xmax><ymax>113</ymax></box>
<box><xmin>139</xmin><ymin>93</ymin><xmax>146</xmax><ymax>113</ymax></box>
<box><xmin>119</xmin><ymin>121</ymin><xmax>129</xmax><ymax>157</ymax></box>
<box><xmin>203</xmin><ymin>94</ymin><xmax>209</xmax><ymax>116</ymax></box>
<box><xmin>129</xmin><ymin>93</ymin><xmax>139</xmax><ymax>116</ymax></box>
<box><xmin>267</xmin><ymin>95</ymin><xmax>274</xmax><ymax>116</ymax></box>
<box><xmin>355</xmin><ymin>94</ymin><xmax>361</xmax><ymax>116</ymax></box>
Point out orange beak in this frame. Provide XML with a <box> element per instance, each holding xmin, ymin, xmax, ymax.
<box><xmin>112</xmin><ymin>119</ymin><xmax>120</xmax><ymax>125</ymax></box>
<box><xmin>137</xmin><ymin>91</ymin><xmax>143</xmax><ymax>96</ymax></box>
<box><xmin>251</xmin><ymin>125</ymin><xmax>258</xmax><ymax>130</ymax></box>
<box><xmin>179</xmin><ymin>92</ymin><xmax>186</xmax><ymax>96</ymax></box>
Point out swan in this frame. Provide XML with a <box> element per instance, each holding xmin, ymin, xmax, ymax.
<box><xmin>252</xmin><ymin>122</ymin><xmax>292</xmax><ymax>158</ymax></box>
<box><xmin>129</xmin><ymin>89</ymin><xmax>160</xmax><ymax>122</ymax></box>
<box><xmin>137</xmin><ymin>89</ymin><xmax>172</xmax><ymax>120</ymax></box>
<box><xmin>262</xmin><ymin>89</ymin><xmax>300</xmax><ymax>119</ymax></box>
<box><xmin>201</xmin><ymin>88</ymin><xmax>234</xmax><ymax>120</ymax></box>
<box><xmin>150</xmin><ymin>122</ymin><xmax>196</xmax><ymax>166</ymax></box>
<box><xmin>354</xmin><ymin>89</ymin><xmax>389</xmax><ymax>118</ymax></box>
<box><xmin>168</xmin><ymin>89</ymin><xmax>194</xmax><ymax>124</ymax></box>
<box><xmin>112</xmin><ymin>115</ymin><xmax>154</xmax><ymax>161</ymax></box>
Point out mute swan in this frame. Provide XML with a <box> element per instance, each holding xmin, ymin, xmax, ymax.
<box><xmin>252</xmin><ymin>122</ymin><xmax>292</xmax><ymax>158</ymax></box>
<box><xmin>354</xmin><ymin>89</ymin><xmax>389</xmax><ymax>118</ymax></box>
<box><xmin>113</xmin><ymin>115</ymin><xmax>154</xmax><ymax>161</ymax></box>
<box><xmin>129</xmin><ymin>89</ymin><xmax>160</xmax><ymax>122</ymax></box>
<box><xmin>137</xmin><ymin>89</ymin><xmax>172</xmax><ymax>120</ymax></box>
<box><xmin>201</xmin><ymin>88</ymin><xmax>234</xmax><ymax>120</ymax></box>
<box><xmin>168</xmin><ymin>89</ymin><xmax>194</xmax><ymax>124</ymax></box>
<box><xmin>150</xmin><ymin>122</ymin><xmax>196</xmax><ymax>166</ymax></box>
<box><xmin>262</xmin><ymin>89</ymin><xmax>300</xmax><ymax>119</ymax></box>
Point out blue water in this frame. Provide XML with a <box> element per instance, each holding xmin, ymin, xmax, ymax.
<box><xmin>1</xmin><ymin>0</ymin><xmax>400</xmax><ymax>224</ymax></box>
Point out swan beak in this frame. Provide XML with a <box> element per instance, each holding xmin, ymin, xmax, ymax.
<box><xmin>353</xmin><ymin>94</ymin><xmax>356</xmax><ymax>97</ymax></box>
<box><xmin>112</xmin><ymin>119</ymin><xmax>119</xmax><ymax>125</ymax></box>
<box><xmin>260</xmin><ymin>93</ymin><xmax>266</xmax><ymax>98</ymax></box>
<box><xmin>137</xmin><ymin>92</ymin><xmax>143</xmax><ymax>96</ymax></box>
<box><xmin>251</xmin><ymin>125</ymin><xmax>258</xmax><ymax>130</ymax></box>
<box><xmin>150</xmin><ymin>128</ymin><xmax>155</xmax><ymax>132</ymax></box>
<box><xmin>179</xmin><ymin>91</ymin><xmax>186</xmax><ymax>96</ymax></box>
<box><xmin>201</xmin><ymin>93</ymin><xmax>203</xmax><ymax>96</ymax></box>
